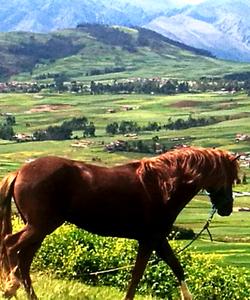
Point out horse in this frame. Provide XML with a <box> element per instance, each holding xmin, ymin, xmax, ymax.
<box><xmin>0</xmin><ymin>146</ymin><xmax>239</xmax><ymax>300</ymax></box>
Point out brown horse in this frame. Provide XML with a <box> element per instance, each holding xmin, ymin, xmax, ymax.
<box><xmin>0</xmin><ymin>146</ymin><xmax>239</xmax><ymax>300</ymax></box>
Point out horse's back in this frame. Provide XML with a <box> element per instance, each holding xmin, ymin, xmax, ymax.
<box><xmin>12</xmin><ymin>156</ymin><xmax>151</xmax><ymax>238</ymax></box>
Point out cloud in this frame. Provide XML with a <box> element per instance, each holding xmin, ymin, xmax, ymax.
<box><xmin>171</xmin><ymin>0</ymin><xmax>206</xmax><ymax>7</ymax></box>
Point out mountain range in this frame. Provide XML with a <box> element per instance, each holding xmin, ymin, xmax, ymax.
<box><xmin>0</xmin><ymin>0</ymin><xmax>249</xmax><ymax>62</ymax></box>
<box><xmin>146</xmin><ymin>0</ymin><xmax>250</xmax><ymax>62</ymax></box>
<box><xmin>0</xmin><ymin>0</ymin><xmax>172</xmax><ymax>32</ymax></box>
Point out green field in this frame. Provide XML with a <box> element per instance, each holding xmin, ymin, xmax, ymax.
<box><xmin>176</xmin><ymin>196</ymin><xmax>250</xmax><ymax>270</ymax></box>
<box><xmin>0</xmin><ymin>273</ymin><xmax>158</xmax><ymax>300</ymax></box>
<box><xmin>0</xmin><ymin>91</ymin><xmax>250</xmax><ymax>298</ymax></box>
<box><xmin>1</xmin><ymin>91</ymin><xmax>250</xmax><ymax>163</ymax></box>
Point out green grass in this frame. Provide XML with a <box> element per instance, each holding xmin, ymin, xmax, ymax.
<box><xmin>175</xmin><ymin>195</ymin><xmax>250</xmax><ymax>270</ymax></box>
<box><xmin>189</xmin><ymin>241</ymin><xmax>250</xmax><ymax>269</ymax></box>
<box><xmin>0</xmin><ymin>273</ymin><xmax>157</xmax><ymax>300</ymax></box>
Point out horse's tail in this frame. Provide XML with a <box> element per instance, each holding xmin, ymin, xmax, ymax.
<box><xmin>0</xmin><ymin>171</ymin><xmax>18</xmax><ymax>288</ymax></box>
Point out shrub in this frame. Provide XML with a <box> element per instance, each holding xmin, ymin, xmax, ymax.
<box><xmin>12</xmin><ymin>219</ymin><xmax>250</xmax><ymax>299</ymax></box>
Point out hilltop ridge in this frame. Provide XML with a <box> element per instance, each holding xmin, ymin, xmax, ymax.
<box><xmin>0</xmin><ymin>25</ymin><xmax>248</xmax><ymax>82</ymax></box>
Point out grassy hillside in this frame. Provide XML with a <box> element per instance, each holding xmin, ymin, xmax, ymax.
<box><xmin>0</xmin><ymin>25</ymin><xmax>250</xmax><ymax>82</ymax></box>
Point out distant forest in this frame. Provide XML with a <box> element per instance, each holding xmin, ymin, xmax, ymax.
<box><xmin>77</xmin><ymin>24</ymin><xmax>215</xmax><ymax>57</ymax></box>
<box><xmin>224</xmin><ymin>72</ymin><xmax>250</xmax><ymax>81</ymax></box>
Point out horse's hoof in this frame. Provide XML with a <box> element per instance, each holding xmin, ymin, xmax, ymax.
<box><xmin>2</xmin><ymin>290</ymin><xmax>15</xmax><ymax>299</ymax></box>
<box><xmin>3</xmin><ymin>282</ymin><xmax>20</xmax><ymax>299</ymax></box>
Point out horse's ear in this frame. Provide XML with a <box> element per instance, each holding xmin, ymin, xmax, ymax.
<box><xmin>232</xmin><ymin>154</ymin><xmax>241</xmax><ymax>162</ymax></box>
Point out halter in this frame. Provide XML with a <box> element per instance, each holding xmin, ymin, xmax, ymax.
<box><xmin>177</xmin><ymin>206</ymin><xmax>217</xmax><ymax>254</ymax></box>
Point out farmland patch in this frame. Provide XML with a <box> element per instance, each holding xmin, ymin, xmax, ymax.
<box><xmin>26</xmin><ymin>104</ymin><xmax>72</xmax><ymax>113</ymax></box>
<box><xmin>169</xmin><ymin>100</ymin><xmax>203</xmax><ymax>108</ymax></box>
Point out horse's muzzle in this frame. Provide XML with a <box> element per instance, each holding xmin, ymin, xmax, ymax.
<box><xmin>217</xmin><ymin>206</ymin><xmax>233</xmax><ymax>216</ymax></box>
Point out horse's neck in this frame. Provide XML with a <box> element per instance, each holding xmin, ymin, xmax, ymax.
<box><xmin>165</xmin><ymin>182</ymin><xmax>201</xmax><ymax>225</ymax></box>
<box><xmin>184</xmin><ymin>160</ymin><xmax>218</xmax><ymax>189</ymax></box>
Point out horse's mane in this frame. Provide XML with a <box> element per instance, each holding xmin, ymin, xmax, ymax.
<box><xmin>137</xmin><ymin>146</ymin><xmax>239</xmax><ymax>202</ymax></box>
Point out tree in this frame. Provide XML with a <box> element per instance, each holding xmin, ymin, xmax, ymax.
<box><xmin>244</xmin><ymin>80</ymin><xmax>250</xmax><ymax>95</ymax></box>
<box><xmin>144</xmin><ymin>122</ymin><xmax>161</xmax><ymax>131</ymax></box>
<box><xmin>54</xmin><ymin>73</ymin><xmax>69</xmax><ymax>92</ymax></box>
<box><xmin>177</xmin><ymin>82</ymin><xmax>189</xmax><ymax>93</ymax></box>
<box><xmin>0</xmin><ymin>124</ymin><xmax>14</xmax><ymax>140</ymax></box>
<box><xmin>90</xmin><ymin>81</ymin><xmax>98</xmax><ymax>94</ymax></box>
<box><xmin>5</xmin><ymin>115</ymin><xmax>16</xmax><ymax>126</ymax></box>
<box><xmin>106</xmin><ymin>122</ymin><xmax>119</xmax><ymax>135</ymax></box>
<box><xmin>46</xmin><ymin>125</ymin><xmax>72</xmax><ymax>140</ymax></box>
<box><xmin>83</xmin><ymin>122</ymin><xmax>96</xmax><ymax>137</ymax></box>
<box><xmin>62</xmin><ymin>117</ymin><xmax>88</xmax><ymax>131</ymax></box>
<box><xmin>119</xmin><ymin>121</ymin><xmax>140</xmax><ymax>134</ymax></box>
<box><xmin>160</xmin><ymin>81</ymin><xmax>176</xmax><ymax>94</ymax></box>
<box><xmin>33</xmin><ymin>130</ymin><xmax>47</xmax><ymax>141</ymax></box>
<box><xmin>33</xmin><ymin>126</ymin><xmax>72</xmax><ymax>141</ymax></box>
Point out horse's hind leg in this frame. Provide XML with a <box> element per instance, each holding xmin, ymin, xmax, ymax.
<box><xmin>3</xmin><ymin>225</ymin><xmax>44</xmax><ymax>299</ymax></box>
<box><xmin>2</xmin><ymin>229</ymin><xmax>26</xmax><ymax>298</ymax></box>
<box><xmin>17</xmin><ymin>242</ymin><xmax>42</xmax><ymax>300</ymax></box>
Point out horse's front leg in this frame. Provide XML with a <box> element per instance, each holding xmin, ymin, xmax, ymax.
<box><xmin>155</xmin><ymin>239</ymin><xmax>192</xmax><ymax>300</ymax></box>
<box><xmin>123</xmin><ymin>241</ymin><xmax>153</xmax><ymax>300</ymax></box>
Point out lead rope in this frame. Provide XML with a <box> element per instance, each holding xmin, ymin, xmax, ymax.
<box><xmin>90</xmin><ymin>208</ymin><xmax>217</xmax><ymax>276</ymax></box>
<box><xmin>177</xmin><ymin>206</ymin><xmax>217</xmax><ymax>254</ymax></box>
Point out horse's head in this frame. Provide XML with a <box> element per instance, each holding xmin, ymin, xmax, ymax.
<box><xmin>206</xmin><ymin>185</ymin><xmax>233</xmax><ymax>216</ymax></box>
<box><xmin>205</xmin><ymin>152</ymin><xmax>240</xmax><ymax>217</ymax></box>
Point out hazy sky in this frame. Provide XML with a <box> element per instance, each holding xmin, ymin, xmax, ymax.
<box><xmin>185</xmin><ymin>0</ymin><xmax>205</xmax><ymax>3</ymax></box>
<box><xmin>174</xmin><ymin>0</ymin><xmax>205</xmax><ymax>5</ymax></box>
